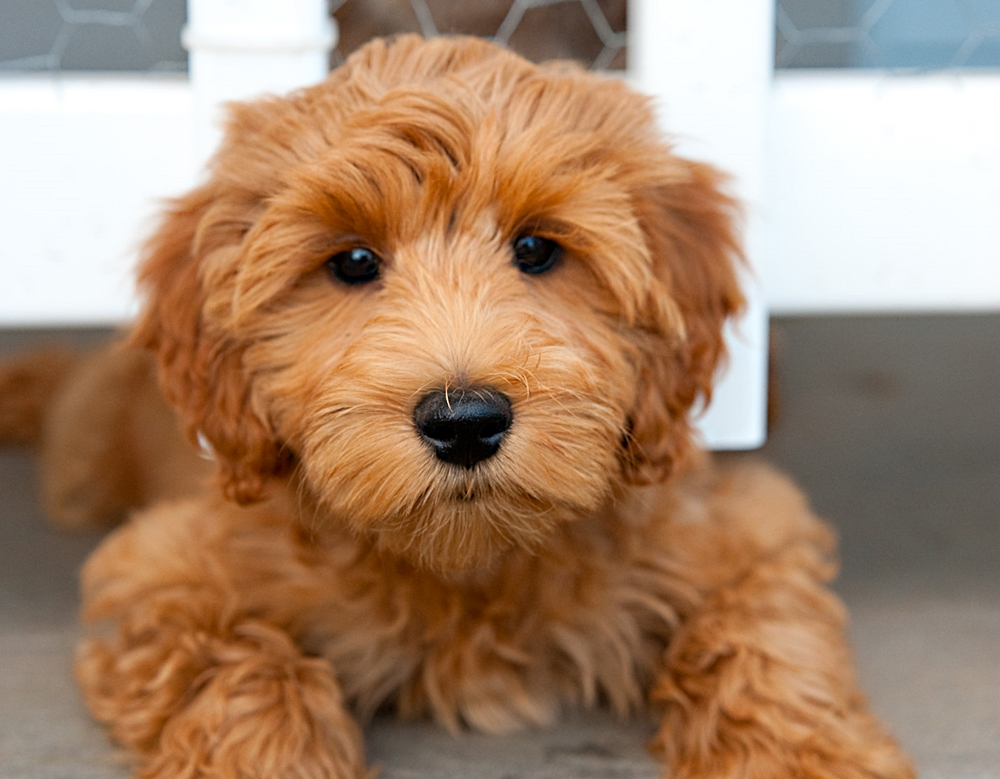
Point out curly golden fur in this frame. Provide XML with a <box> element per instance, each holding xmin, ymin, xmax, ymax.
<box><xmin>0</xmin><ymin>35</ymin><xmax>913</xmax><ymax>779</ymax></box>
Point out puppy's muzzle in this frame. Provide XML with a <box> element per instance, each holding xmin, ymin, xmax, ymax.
<box><xmin>413</xmin><ymin>387</ymin><xmax>512</xmax><ymax>469</ymax></box>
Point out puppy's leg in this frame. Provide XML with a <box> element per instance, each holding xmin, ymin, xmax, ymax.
<box><xmin>0</xmin><ymin>346</ymin><xmax>81</xmax><ymax>445</ymax></box>
<box><xmin>40</xmin><ymin>346</ymin><xmax>208</xmax><ymax>530</ymax></box>
<box><xmin>650</xmin><ymin>462</ymin><xmax>914</xmax><ymax>779</ymax></box>
<box><xmin>76</xmin><ymin>499</ymin><xmax>366</xmax><ymax>779</ymax></box>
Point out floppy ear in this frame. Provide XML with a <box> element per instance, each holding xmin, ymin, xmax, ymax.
<box><xmin>622</xmin><ymin>159</ymin><xmax>746</xmax><ymax>484</ymax></box>
<box><xmin>128</xmin><ymin>186</ymin><xmax>291</xmax><ymax>503</ymax></box>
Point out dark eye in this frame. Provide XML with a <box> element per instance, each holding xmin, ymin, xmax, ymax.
<box><xmin>513</xmin><ymin>234</ymin><xmax>561</xmax><ymax>275</ymax></box>
<box><xmin>326</xmin><ymin>247</ymin><xmax>381</xmax><ymax>285</ymax></box>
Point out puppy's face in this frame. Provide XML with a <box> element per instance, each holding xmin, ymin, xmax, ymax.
<box><xmin>134</xmin><ymin>37</ymin><xmax>743</xmax><ymax>571</ymax></box>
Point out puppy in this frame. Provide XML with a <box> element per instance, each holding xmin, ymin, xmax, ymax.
<box><xmin>2</xmin><ymin>35</ymin><xmax>913</xmax><ymax>779</ymax></box>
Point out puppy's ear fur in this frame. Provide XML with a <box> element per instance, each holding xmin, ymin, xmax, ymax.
<box><xmin>129</xmin><ymin>187</ymin><xmax>289</xmax><ymax>503</ymax></box>
<box><xmin>623</xmin><ymin>160</ymin><xmax>745</xmax><ymax>484</ymax></box>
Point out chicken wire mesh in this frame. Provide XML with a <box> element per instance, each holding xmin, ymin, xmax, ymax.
<box><xmin>0</xmin><ymin>0</ymin><xmax>626</xmax><ymax>73</ymax></box>
<box><xmin>2</xmin><ymin>1</ymin><xmax>997</xmax><ymax>73</ymax></box>
<box><xmin>0</xmin><ymin>0</ymin><xmax>187</xmax><ymax>72</ymax></box>
<box><xmin>777</xmin><ymin>0</ymin><xmax>1000</xmax><ymax>68</ymax></box>
<box><xmin>329</xmin><ymin>0</ymin><xmax>626</xmax><ymax>69</ymax></box>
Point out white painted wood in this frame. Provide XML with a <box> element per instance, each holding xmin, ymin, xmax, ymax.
<box><xmin>630</xmin><ymin>0</ymin><xmax>773</xmax><ymax>449</ymax></box>
<box><xmin>183</xmin><ymin>0</ymin><xmax>336</xmax><ymax>161</ymax></box>
<box><xmin>0</xmin><ymin>0</ymin><xmax>337</xmax><ymax>327</ymax></box>
<box><xmin>765</xmin><ymin>71</ymin><xmax>1000</xmax><ymax>313</ymax></box>
<box><xmin>0</xmin><ymin>76</ymin><xmax>196</xmax><ymax>326</ymax></box>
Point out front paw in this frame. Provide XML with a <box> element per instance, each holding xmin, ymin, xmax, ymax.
<box><xmin>652</xmin><ymin>700</ymin><xmax>915</xmax><ymax>779</ymax></box>
<box><xmin>79</xmin><ymin>619</ymin><xmax>367</xmax><ymax>779</ymax></box>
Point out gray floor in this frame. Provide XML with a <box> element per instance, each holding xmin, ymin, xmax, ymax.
<box><xmin>1</xmin><ymin>316</ymin><xmax>998</xmax><ymax>778</ymax></box>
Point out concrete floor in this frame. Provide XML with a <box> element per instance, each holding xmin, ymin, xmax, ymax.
<box><xmin>1</xmin><ymin>315</ymin><xmax>998</xmax><ymax>778</ymax></box>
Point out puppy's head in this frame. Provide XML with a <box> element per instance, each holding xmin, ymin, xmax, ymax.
<box><xmin>132</xmin><ymin>36</ymin><xmax>743</xmax><ymax>571</ymax></box>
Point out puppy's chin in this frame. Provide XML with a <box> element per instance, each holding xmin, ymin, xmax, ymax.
<box><xmin>363</xmin><ymin>491</ymin><xmax>584</xmax><ymax>574</ymax></box>
<box><xmin>295</xmin><ymin>446</ymin><xmax>617</xmax><ymax>574</ymax></box>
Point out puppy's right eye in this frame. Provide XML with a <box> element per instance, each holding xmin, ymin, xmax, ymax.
<box><xmin>326</xmin><ymin>247</ymin><xmax>381</xmax><ymax>285</ymax></box>
<box><xmin>513</xmin><ymin>234</ymin><xmax>561</xmax><ymax>275</ymax></box>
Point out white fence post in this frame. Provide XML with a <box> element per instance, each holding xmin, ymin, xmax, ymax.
<box><xmin>629</xmin><ymin>0</ymin><xmax>773</xmax><ymax>449</ymax></box>
<box><xmin>184</xmin><ymin>0</ymin><xmax>336</xmax><ymax>163</ymax></box>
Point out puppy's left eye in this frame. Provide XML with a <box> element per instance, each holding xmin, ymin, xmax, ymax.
<box><xmin>326</xmin><ymin>247</ymin><xmax>381</xmax><ymax>285</ymax></box>
<box><xmin>513</xmin><ymin>234</ymin><xmax>561</xmax><ymax>275</ymax></box>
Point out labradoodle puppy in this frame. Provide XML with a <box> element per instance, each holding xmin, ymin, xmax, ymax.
<box><xmin>0</xmin><ymin>35</ymin><xmax>913</xmax><ymax>779</ymax></box>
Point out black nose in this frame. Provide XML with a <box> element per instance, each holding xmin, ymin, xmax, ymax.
<box><xmin>413</xmin><ymin>387</ymin><xmax>513</xmax><ymax>469</ymax></box>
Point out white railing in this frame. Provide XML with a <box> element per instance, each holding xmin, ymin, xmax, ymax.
<box><xmin>183</xmin><ymin>0</ymin><xmax>335</xmax><ymax>160</ymax></box>
<box><xmin>630</xmin><ymin>0</ymin><xmax>771</xmax><ymax>448</ymax></box>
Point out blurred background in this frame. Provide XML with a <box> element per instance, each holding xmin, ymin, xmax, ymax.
<box><xmin>4</xmin><ymin>0</ymin><xmax>1000</xmax><ymax>73</ymax></box>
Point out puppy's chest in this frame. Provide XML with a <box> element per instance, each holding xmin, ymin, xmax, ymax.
<box><xmin>305</xmin><ymin>538</ymin><xmax>681</xmax><ymax>730</ymax></box>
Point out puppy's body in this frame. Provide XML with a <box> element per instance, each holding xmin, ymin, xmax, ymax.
<box><xmin>82</xmin><ymin>450</ymin><xmax>883</xmax><ymax>778</ymax></box>
<box><xmin>1</xmin><ymin>35</ymin><xmax>913</xmax><ymax>779</ymax></box>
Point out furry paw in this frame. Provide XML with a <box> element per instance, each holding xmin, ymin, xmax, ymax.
<box><xmin>79</xmin><ymin>618</ymin><xmax>367</xmax><ymax>779</ymax></box>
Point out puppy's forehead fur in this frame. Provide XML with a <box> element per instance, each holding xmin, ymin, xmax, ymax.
<box><xmin>207</xmin><ymin>36</ymin><xmax>689</xmax><ymax>330</ymax></box>
<box><xmin>220</xmin><ymin>35</ymin><xmax>671</xmax><ymax>189</ymax></box>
